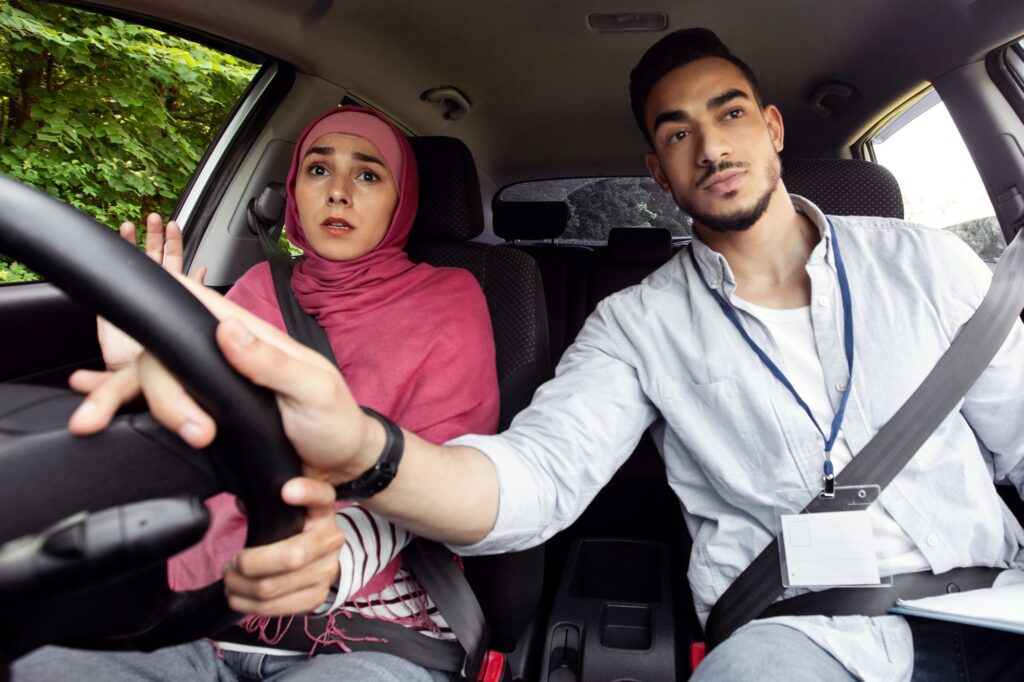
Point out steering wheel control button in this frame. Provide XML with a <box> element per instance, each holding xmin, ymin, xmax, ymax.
<box><xmin>0</xmin><ymin>498</ymin><xmax>209</xmax><ymax>604</ymax></box>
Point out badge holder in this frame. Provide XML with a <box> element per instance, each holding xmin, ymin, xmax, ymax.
<box><xmin>774</xmin><ymin>484</ymin><xmax>893</xmax><ymax>589</ymax></box>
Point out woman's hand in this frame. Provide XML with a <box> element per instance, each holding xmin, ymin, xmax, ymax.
<box><xmin>223</xmin><ymin>477</ymin><xmax>346</xmax><ymax>616</ymax></box>
<box><xmin>96</xmin><ymin>214</ymin><xmax>206</xmax><ymax>370</ymax></box>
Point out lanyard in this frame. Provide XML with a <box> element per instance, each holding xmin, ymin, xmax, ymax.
<box><xmin>689</xmin><ymin>219</ymin><xmax>854</xmax><ymax>497</ymax></box>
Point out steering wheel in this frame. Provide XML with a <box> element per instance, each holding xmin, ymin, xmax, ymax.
<box><xmin>0</xmin><ymin>175</ymin><xmax>305</xmax><ymax>657</ymax></box>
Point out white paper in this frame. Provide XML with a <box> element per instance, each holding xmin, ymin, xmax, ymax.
<box><xmin>781</xmin><ymin>510</ymin><xmax>881</xmax><ymax>586</ymax></box>
<box><xmin>893</xmin><ymin>581</ymin><xmax>1024</xmax><ymax>632</ymax></box>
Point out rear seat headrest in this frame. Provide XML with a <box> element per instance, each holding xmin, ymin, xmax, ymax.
<box><xmin>408</xmin><ymin>136</ymin><xmax>484</xmax><ymax>242</ymax></box>
<box><xmin>493</xmin><ymin>201</ymin><xmax>571</xmax><ymax>240</ymax></box>
<box><xmin>606</xmin><ymin>227</ymin><xmax>673</xmax><ymax>265</ymax></box>
<box><xmin>783</xmin><ymin>158</ymin><xmax>904</xmax><ymax>219</ymax></box>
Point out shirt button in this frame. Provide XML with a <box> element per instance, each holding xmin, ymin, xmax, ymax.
<box><xmin>709</xmin><ymin>279</ymin><xmax>720</xmax><ymax>288</ymax></box>
<box><xmin>817</xmin><ymin>295</ymin><xmax>829</xmax><ymax>307</ymax></box>
<box><xmin>926</xmin><ymin>534</ymin><xmax>940</xmax><ymax>547</ymax></box>
<box><xmin>835</xmin><ymin>380</ymin><xmax>848</xmax><ymax>392</ymax></box>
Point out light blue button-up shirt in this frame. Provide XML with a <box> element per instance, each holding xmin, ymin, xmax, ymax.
<box><xmin>450</xmin><ymin>196</ymin><xmax>1024</xmax><ymax>681</ymax></box>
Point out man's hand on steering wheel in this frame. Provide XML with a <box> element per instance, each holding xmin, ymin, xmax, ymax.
<box><xmin>71</xmin><ymin>274</ymin><xmax>384</xmax><ymax>489</ymax></box>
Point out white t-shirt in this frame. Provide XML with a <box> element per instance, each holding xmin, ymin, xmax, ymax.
<box><xmin>735</xmin><ymin>297</ymin><xmax>930</xmax><ymax>575</ymax></box>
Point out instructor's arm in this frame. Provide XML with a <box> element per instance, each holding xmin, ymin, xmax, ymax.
<box><xmin>68</xmin><ymin>275</ymin><xmax>500</xmax><ymax>546</ymax></box>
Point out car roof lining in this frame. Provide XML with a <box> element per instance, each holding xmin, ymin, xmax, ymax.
<box><xmin>77</xmin><ymin>1</ymin><xmax>1024</xmax><ymax>189</ymax></box>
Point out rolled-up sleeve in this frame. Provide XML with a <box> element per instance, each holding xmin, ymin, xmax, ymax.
<box><xmin>446</xmin><ymin>298</ymin><xmax>659</xmax><ymax>555</ymax></box>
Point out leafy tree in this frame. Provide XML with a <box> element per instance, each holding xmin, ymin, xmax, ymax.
<box><xmin>945</xmin><ymin>216</ymin><xmax>1004</xmax><ymax>263</ymax></box>
<box><xmin>0</xmin><ymin>0</ymin><xmax>258</xmax><ymax>283</ymax></box>
<box><xmin>565</xmin><ymin>177</ymin><xmax>691</xmax><ymax>240</ymax></box>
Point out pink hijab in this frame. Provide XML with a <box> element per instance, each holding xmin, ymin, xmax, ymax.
<box><xmin>168</xmin><ymin>106</ymin><xmax>499</xmax><ymax>593</ymax></box>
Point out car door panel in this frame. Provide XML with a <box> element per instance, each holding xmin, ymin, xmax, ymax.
<box><xmin>0</xmin><ymin>283</ymin><xmax>100</xmax><ymax>386</ymax></box>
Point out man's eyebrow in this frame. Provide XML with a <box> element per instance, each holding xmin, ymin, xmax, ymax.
<box><xmin>707</xmin><ymin>88</ymin><xmax>749</xmax><ymax>110</ymax></box>
<box><xmin>653</xmin><ymin>109</ymin><xmax>688</xmax><ymax>133</ymax></box>
<box><xmin>303</xmin><ymin>146</ymin><xmax>334</xmax><ymax>158</ymax></box>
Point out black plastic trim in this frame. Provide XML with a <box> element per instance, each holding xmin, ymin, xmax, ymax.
<box><xmin>179</xmin><ymin>62</ymin><xmax>296</xmax><ymax>269</ymax></box>
<box><xmin>987</xmin><ymin>41</ymin><xmax>1024</xmax><ymax>123</ymax></box>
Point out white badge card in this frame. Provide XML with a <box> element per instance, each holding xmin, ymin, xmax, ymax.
<box><xmin>774</xmin><ymin>485</ymin><xmax>893</xmax><ymax>589</ymax></box>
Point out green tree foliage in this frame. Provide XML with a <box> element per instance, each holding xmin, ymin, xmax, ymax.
<box><xmin>0</xmin><ymin>0</ymin><xmax>258</xmax><ymax>283</ymax></box>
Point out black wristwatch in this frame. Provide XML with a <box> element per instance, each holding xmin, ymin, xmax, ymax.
<box><xmin>335</xmin><ymin>406</ymin><xmax>405</xmax><ymax>500</ymax></box>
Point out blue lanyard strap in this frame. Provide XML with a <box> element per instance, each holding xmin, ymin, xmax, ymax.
<box><xmin>689</xmin><ymin>220</ymin><xmax>854</xmax><ymax>491</ymax></box>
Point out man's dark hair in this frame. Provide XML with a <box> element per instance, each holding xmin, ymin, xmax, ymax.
<box><xmin>629</xmin><ymin>28</ymin><xmax>763</xmax><ymax>148</ymax></box>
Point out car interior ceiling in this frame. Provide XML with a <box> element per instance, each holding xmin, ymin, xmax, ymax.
<box><xmin>3</xmin><ymin>1</ymin><xmax>1024</xmax><ymax>680</ymax></box>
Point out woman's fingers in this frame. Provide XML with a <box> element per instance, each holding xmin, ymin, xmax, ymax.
<box><xmin>68</xmin><ymin>366</ymin><xmax>141</xmax><ymax>435</ymax></box>
<box><xmin>224</xmin><ymin>477</ymin><xmax>345</xmax><ymax>615</ymax></box>
<box><xmin>68</xmin><ymin>368</ymin><xmax>114</xmax><ymax>393</ymax></box>
<box><xmin>136</xmin><ymin>353</ymin><xmax>217</xmax><ymax>448</ymax></box>
<box><xmin>119</xmin><ymin>220</ymin><xmax>137</xmax><ymax>245</ymax></box>
<box><xmin>226</xmin><ymin>582</ymin><xmax>335</xmax><ymax>617</ymax></box>
<box><xmin>163</xmin><ymin>219</ymin><xmax>184</xmax><ymax>275</ymax></box>
<box><xmin>189</xmin><ymin>264</ymin><xmax>208</xmax><ymax>285</ymax></box>
<box><xmin>144</xmin><ymin>212</ymin><xmax>165</xmax><ymax>263</ymax></box>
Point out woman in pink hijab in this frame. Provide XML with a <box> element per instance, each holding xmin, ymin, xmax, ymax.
<box><xmin>188</xmin><ymin>106</ymin><xmax>498</xmax><ymax>677</ymax></box>
<box><xmin>18</xmin><ymin>107</ymin><xmax>498</xmax><ymax>682</ymax></box>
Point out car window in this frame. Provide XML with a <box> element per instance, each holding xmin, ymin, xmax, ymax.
<box><xmin>0</xmin><ymin>1</ymin><xmax>260</xmax><ymax>284</ymax></box>
<box><xmin>497</xmin><ymin>177</ymin><xmax>692</xmax><ymax>245</ymax></box>
<box><xmin>867</xmin><ymin>89</ymin><xmax>1004</xmax><ymax>264</ymax></box>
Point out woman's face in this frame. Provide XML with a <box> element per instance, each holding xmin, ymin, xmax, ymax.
<box><xmin>294</xmin><ymin>132</ymin><xmax>399</xmax><ymax>261</ymax></box>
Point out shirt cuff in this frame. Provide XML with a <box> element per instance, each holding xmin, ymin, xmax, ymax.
<box><xmin>443</xmin><ymin>433</ymin><xmax>545</xmax><ymax>556</ymax></box>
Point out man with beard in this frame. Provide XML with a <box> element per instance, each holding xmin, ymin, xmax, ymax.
<box><xmin>75</xmin><ymin>28</ymin><xmax>1024</xmax><ymax>681</ymax></box>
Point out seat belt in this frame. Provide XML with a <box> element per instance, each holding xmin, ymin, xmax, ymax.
<box><xmin>704</xmin><ymin>228</ymin><xmax>1024</xmax><ymax>650</ymax></box>
<box><xmin>248</xmin><ymin>220</ymin><xmax>490</xmax><ymax>678</ymax></box>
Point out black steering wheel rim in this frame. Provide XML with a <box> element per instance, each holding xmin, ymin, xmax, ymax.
<box><xmin>0</xmin><ymin>175</ymin><xmax>305</xmax><ymax>650</ymax></box>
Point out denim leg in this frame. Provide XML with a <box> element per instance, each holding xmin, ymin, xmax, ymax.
<box><xmin>692</xmin><ymin>623</ymin><xmax>857</xmax><ymax>682</ymax></box>
<box><xmin>10</xmin><ymin>641</ymin><xmax>233</xmax><ymax>682</ymax></box>
<box><xmin>909</xmin><ymin>616</ymin><xmax>1024</xmax><ymax>682</ymax></box>
<box><xmin>261</xmin><ymin>652</ymin><xmax>453</xmax><ymax>682</ymax></box>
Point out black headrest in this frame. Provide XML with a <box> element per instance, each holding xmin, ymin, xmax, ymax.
<box><xmin>408</xmin><ymin>136</ymin><xmax>484</xmax><ymax>242</ymax></box>
<box><xmin>493</xmin><ymin>201</ymin><xmax>571</xmax><ymax>240</ymax></box>
<box><xmin>606</xmin><ymin>227</ymin><xmax>673</xmax><ymax>265</ymax></box>
<box><xmin>783</xmin><ymin>158</ymin><xmax>904</xmax><ymax>219</ymax></box>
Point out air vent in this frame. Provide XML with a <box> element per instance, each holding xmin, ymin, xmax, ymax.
<box><xmin>588</xmin><ymin>13</ymin><xmax>668</xmax><ymax>32</ymax></box>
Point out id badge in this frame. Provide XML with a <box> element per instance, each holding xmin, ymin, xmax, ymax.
<box><xmin>774</xmin><ymin>485</ymin><xmax>893</xmax><ymax>588</ymax></box>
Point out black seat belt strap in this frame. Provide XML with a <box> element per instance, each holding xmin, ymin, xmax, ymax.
<box><xmin>705</xmin><ymin>228</ymin><xmax>1024</xmax><ymax>649</ymax></box>
<box><xmin>404</xmin><ymin>541</ymin><xmax>490</xmax><ymax>678</ymax></box>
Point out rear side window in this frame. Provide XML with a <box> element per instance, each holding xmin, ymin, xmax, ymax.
<box><xmin>497</xmin><ymin>177</ymin><xmax>692</xmax><ymax>244</ymax></box>
<box><xmin>0</xmin><ymin>1</ymin><xmax>260</xmax><ymax>284</ymax></box>
<box><xmin>866</xmin><ymin>89</ymin><xmax>1004</xmax><ymax>264</ymax></box>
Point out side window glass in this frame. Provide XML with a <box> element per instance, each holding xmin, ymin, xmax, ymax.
<box><xmin>868</xmin><ymin>90</ymin><xmax>1004</xmax><ymax>264</ymax></box>
<box><xmin>0</xmin><ymin>1</ymin><xmax>260</xmax><ymax>284</ymax></box>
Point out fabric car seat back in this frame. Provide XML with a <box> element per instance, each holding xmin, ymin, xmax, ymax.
<box><xmin>405</xmin><ymin>136</ymin><xmax>549</xmax><ymax>651</ymax></box>
<box><xmin>493</xmin><ymin>200</ymin><xmax>591</xmax><ymax>368</ymax></box>
<box><xmin>783</xmin><ymin>158</ymin><xmax>904</xmax><ymax>219</ymax></box>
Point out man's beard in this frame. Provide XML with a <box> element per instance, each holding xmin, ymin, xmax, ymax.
<box><xmin>674</xmin><ymin>156</ymin><xmax>782</xmax><ymax>234</ymax></box>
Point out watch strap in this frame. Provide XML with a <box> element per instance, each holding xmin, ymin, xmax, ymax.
<box><xmin>335</xmin><ymin>407</ymin><xmax>404</xmax><ymax>500</ymax></box>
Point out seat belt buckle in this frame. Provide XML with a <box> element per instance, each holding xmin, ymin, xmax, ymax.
<box><xmin>690</xmin><ymin>641</ymin><xmax>706</xmax><ymax>670</ymax></box>
<box><xmin>475</xmin><ymin>650</ymin><xmax>507</xmax><ymax>681</ymax></box>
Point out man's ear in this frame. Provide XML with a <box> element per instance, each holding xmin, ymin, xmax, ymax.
<box><xmin>763</xmin><ymin>104</ymin><xmax>785</xmax><ymax>153</ymax></box>
<box><xmin>645</xmin><ymin>152</ymin><xmax>671</xmax><ymax>193</ymax></box>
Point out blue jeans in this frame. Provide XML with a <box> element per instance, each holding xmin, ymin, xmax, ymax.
<box><xmin>10</xmin><ymin>641</ymin><xmax>454</xmax><ymax>681</ymax></box>
<box><xmin>692</xmin><ymin>620</ymin><xmax>1024</xmax><ymax>681</ymax></box>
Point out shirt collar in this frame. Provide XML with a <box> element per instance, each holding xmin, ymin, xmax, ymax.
<box><xmin>688</xmin><ymin>194</ymin><xmax>837</xmax><ymax>297</ymax></box>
